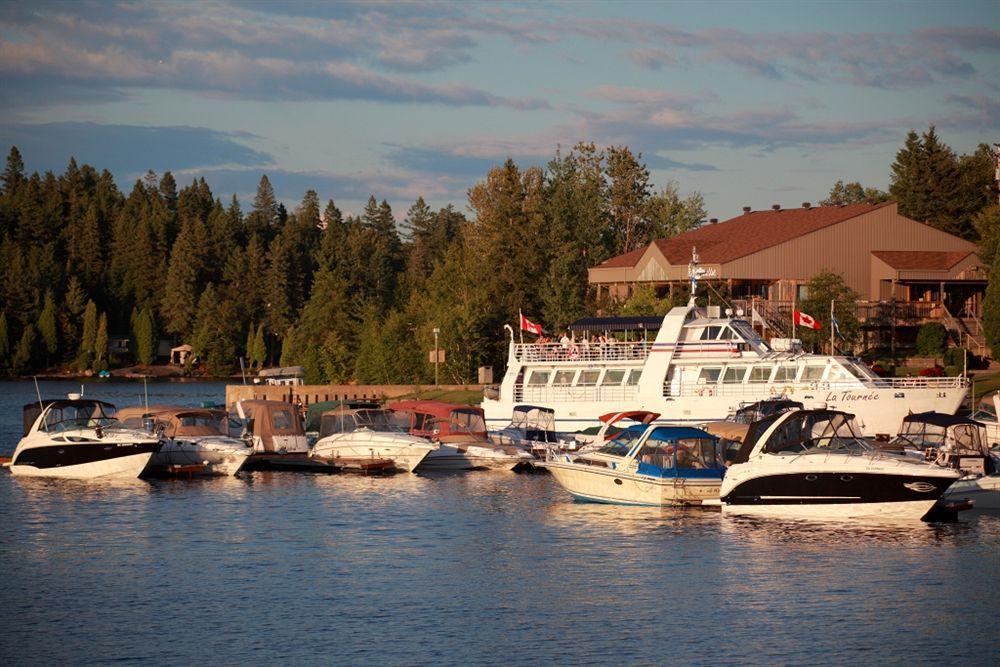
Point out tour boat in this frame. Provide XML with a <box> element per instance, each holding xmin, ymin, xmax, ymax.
<box><xmin>888</xmin><ymin>411</ymin><xmax>999</xmax><ymax>510</ymax></box>
<box><xmin>311</xmin><ymin>407</ymin><xmax>436</xmax><ymax>472</ymax></box>
<box><xmin>118</xmin><ymin>405</ymin><xmax>251</xmax><ymax>476</ymax></box>
<box><xmin>538</xmin><ymin>424</ymin><xmax>725</xmax><ymax>506</ymax></box>
<box><xmin>387</xmin><ymin>400</ymin><xmax>533</xmax><ymax>471</ymax></box>
<box><xmin>719</xmin><ymin>409</ymin><xmax>961</xmax><ymax>521</ymax></box>
<box><xmin>8</xmin><ymin>397</ymin><xmax>161</xmax><ymax>479</ymax></box>
<box><xmin>482</xmin><ymin>264</ymin><xmax>967</xmax><ymax>437</ymax></box>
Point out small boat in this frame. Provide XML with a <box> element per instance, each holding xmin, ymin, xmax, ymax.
<box><xmin>971</xmin><ymin>391</ymin><xmax>999</xmax><ymax>448</ymax></box>
<box><xmin>118</xmin><ymin>405</ymin><xmax>252</xmax><ymax>476</ymax></box>
<box><xmin>8</xmin><ymin>396</ymin><xmax>161</xmax><ymax>479</ymax></box>
<box><xmin>236</xmin><ymin>400</ymin><xmax>338</xmax><ymax>472</ymax></box>
<box><xmin>727</xmin><ymin>398</ymin><xmax>803</xmax><ymax>424</ymax></box>
<box><xmin>719</xmin><ymin>409</ymin><xmax>961</xmax><ymax>521</ymax></box>
<box><xmin>489</xmin><ymin>404</ymin><xmax>579</xmax><ymax>458</ymax></box>
<box><xmin>573</xmin><ymin>410</ymin><xmax>660</xmax><ymax>454</ymax></box>
<box><xmin>888</xmin><ymin>412</ymin><xmax>999</xmax><ymax>511</ymax></box>
<box><xmin>387</xmin><ymin>400</ymin><xmax>534</xmax><ymax>471</ymax></box>
<box><xmin>538</xmin><ymin>424</ymin><xmax>725</xmax><ymax>506</ymax></box>
<box><xmin>311</xmin><ymin>407</ymin><xmax>436</xmax><ymax>473</ymax></box>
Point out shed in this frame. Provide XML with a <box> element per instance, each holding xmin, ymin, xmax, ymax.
<box><xmin>170</xmin><ymin>344</ymin><xmax>193</xmax><ymax>366</ymax></box>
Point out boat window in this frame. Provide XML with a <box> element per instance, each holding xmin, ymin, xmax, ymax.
<box><xmin>828</xmin><ymin>364</ymin><xmax>852</xmax><ymax>381</ymax></box>
<box><xmin>718</xmin><ymin>327</ymin><xmax>735</xmax><ymax>340</ymax></box>
<box><xmin>722</xmin><ymin>367</ymin><xmax>747</xmax><ymax>384</ymax></box>
<box><xmin>597</xmin><ymin>428</ymin><xmax>644</xmax><ymax>457</ymax></box>
<box><xmin>625</xmin><ymin>369</ymin><xmax>643</xmax><ymax>386</ymax></box>
<box><xmin>972</xmin><ymin>404</ymin><xmax>997</xmax><ymax>422</ymax></box>
<box><xmin>730</xmin><ymin>320</ymin><xmax>760</xmax><ymax>343</ymax></box>
<box><xmin>42</xmin><ymin>402</ymin><xmax>118</xmax><ymax>432</ymax></box>
<box><xmin>773</xmin><ymin>365</ymin><xmax>798</xmax><ymax>382</ymax></box>
<box><xmin>802</xmin><ymin>365</ymin><xmax>826</xmax><ymax>381</ymax></box>
<box><xmin>748</xmin><ymin>366</ymin><xmax>772</xmax><ymax>383</ymax></box>
<box><xmin>700</xmin><ymin>326</ymin><xmax>723</xmax><ymax>340</ymax></box>
<box><xmin>552</xmin><ymin>369</ymin><xmax>576</xmax><ymax>386</ymax></box>
<box><xmin>320</xmin><ymin>414</ymin><xmax>356</xmax><ymax>437</ymax></box>
<box><xmin>697</xmin><ymin>367</ymin><xmax>722</xmax><ymax>384</ymax></box>
<box><xmin>355</xmin><ymin>409</ymin><xmax>403</xmax><ymax>432</ymax></box>
<box><xmin>602</xmin><ymin>369</ymin><xmax>627</xmax><ymax>386</ymax></box>
<box><xmin>576</xmin><ymin>370</ymin><xmax>600</xmax><ymax>386</ymax></box>
<box><xmin>450</xmin><ymin>409</ymin><xmax>486</xmax><ymax>434</ymax></box>
<box><xmin>763</xmin><ymin>412</ymin><xmax>871</xmax><ymax>454</ymax></box>
<box><xmin>173</xmin><ymin>413</ymin><xmax>226</xmax><ymax>436</ymax></box>
<box><xmin>847</xmin><ymin>361</ymin><xmax>877</xmax><ymax>380</ymax></box>
<box><xmin>272</xmin><ymin>409</ymin><xmax>293</xmax><ymax>430</ymax></box>
<box><xmin>635</xmin><ymin>434</ymin><xmax>720</xmax><ymax>470</ymax></box>
<box><xmin>527</xmin><ymin>370</ymin><xmax>551</xmax><ymax>386</ymax></box>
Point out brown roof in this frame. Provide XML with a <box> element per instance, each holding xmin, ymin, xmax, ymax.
<box><xmin>596</xmin><ymin>202</ymin><xmax>893</xmax><ymax>268</ymax></box>
<box><xmin>871</xmin><ymin>250</ymin><xmax>971</xmax><ymax>270</ymax></box>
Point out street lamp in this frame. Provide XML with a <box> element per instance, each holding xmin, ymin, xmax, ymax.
<box><xmin>433</xmin><ymin>327</ymin><xmax>440</xmax><ymax>386</ymax></box>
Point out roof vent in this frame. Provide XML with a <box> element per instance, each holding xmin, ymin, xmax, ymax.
<box><xmin>742</xmin><ymin>206</ymin><xmax>751</xmax><ymax>214</ymax></box>
<box><xmin>802</xmin><ymin>202</ymin><xmax>811</xmax><ymax>209</ymax></box>
<box><xmin>772</xmin><ymin>204</ymin><xmax>781</xmax><ymax>211</ymax></box>
<box><xmin>709</xmin><ymin>218</ymin><xmax>718</xmax><ymax>224</ymax></box>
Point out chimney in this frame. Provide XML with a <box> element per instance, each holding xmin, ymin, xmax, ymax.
<box><xmin>709</xmin><ymin>218</ymin><xmax>718</xmax><ymax>224</ymax></box>
<box><xmin>771</xmin><ymin>204</ymin><xmax>781</xmax><ymax>211</ymax></box>
<box><xmin>802</xmin><ymin>202</ymin><xmax>812</xmax><ymax>209</ymax></box>
<box><xmin>742</xmin><ymin>206</ymin><xmax>751</xmax><ymax>214</ymax></box>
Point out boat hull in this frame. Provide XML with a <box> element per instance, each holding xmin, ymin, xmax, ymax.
<box><xmin>312</xmin><ymin>444</ymin><xmax>433</xmax><ymax>473</ymax></box>
<box><xmin>10</xmin><ymin>447</ymin><xmax>156</xmax><ymax>479</ymax></box>
<box><xmin>944</xmin><ymin>475</ymin><xmax>1000</xmax><ymax>510</ymax></box>
<box><xmin>542</xmin><ymin>461</ymin><xmax>721</xmax><ymax>506</ymax></box>
<box><xmin>149</xmin><ymin>441</ymin><xmax>251</xmax><ymax>476</ymax></box>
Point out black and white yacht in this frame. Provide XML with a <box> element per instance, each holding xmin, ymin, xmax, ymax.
<box><xmin>8</xmin><ymin>396</ymin><xmax>161</xmax><ymax>479</ymax></box>
<box><xmin>719</xmin><ymin>409</ymin><xmax>960</xmax><ymax>521</ymax></box>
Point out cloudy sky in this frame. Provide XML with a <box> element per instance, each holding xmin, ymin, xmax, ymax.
<box><xmin>1</xmin><ymin>0</ymin><xmax>998</xmax><ymax>220</ymax></box>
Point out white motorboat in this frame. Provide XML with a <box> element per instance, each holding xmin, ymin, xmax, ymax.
<box><xmin>311</xmin><ymin>407</ymin><xmax>436</xmax><ymax>472</ymax></box>
<box><xmin>481</xmin><ymin>254</ymin><xmax>967</xmax><ymax>437</ymax></box>
<box><xmin>8</xmin><ymin>397</ymin><xmax>160</xmax><ymax>479</ymax></box>
<box><xmin>719</xmin><ymin>409</ymin><xmax>961</xmax><ymax>521</ymax></box>
<box><xmin>118</xmin><ymin>405</ymin><xmax>251</xmax><ymax>476</ymax></box>
<box><xmin>971</xmin><ymin>392</ymin><xmax>999</xmax><ymax>448</ymax></box>
<box><xmin>236</xmin><ymin>399</ymin><xmax>339</xmax><ymax>472</ymax></box>
<box><xmin>888</xmin><ymin>411</ymin><xmax>999</xmax><ymax>511</ymax></box>
<box><xmin>387</xmin><ymin>400</ymin><xmax>534</xmax><ymax>471</ymax></box>
<box><xmin>489</xmin><ymin>404</ymin><xmax>579</xmax><ymax>458</ymax></box>
<box><xmin>538</xmin><ymin>424</ymin><xmax>725</xmax><ymax>506</ymax></box>
<box><xmin>573</xmin><ymin>410</ymin><xmax>660</xmax><ymax>454</ymax></box>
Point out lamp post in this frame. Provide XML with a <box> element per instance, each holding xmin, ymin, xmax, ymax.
<box><xmin>433</xmin><ymin>327</ymin><xmax>440</xmax><ymax>386</ymax></box>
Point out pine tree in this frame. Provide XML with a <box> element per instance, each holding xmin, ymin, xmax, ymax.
<box><xmin>78</xmin><ymin>299</ymin><xmax>97</xmax><ymax>369</ymax></box>
<box><xmin>37</xmin><ymin>290</ymin><xmax>58</xmax><ymax>360</ymax></box>
<box><xmin>245</xmin><ymin>175</ymin><xmax>278</xmax><ymax>242</ymax></box>
<box><xmin>606</xmin><ymin>145</ymin><xmax>652</xmax><ymax>254</ymax></box>
<box><xmin>0</xmin><ymin>311</ymin><xmax>9</xmax><ymax>368</ymax></box>
<box><xmin>94</xmin><ymin>312</ymin><xmax>108</xmax><ymax>369</ymax></box>
<box><xmin>252</xmin><ymin>322</ymin><xmax>266</xmax><ymax>368</ymax></box>
<box><xmin>2</xmin><ymin>146</ymin><xmax>26</xmax><ymax>196</ymax></box>
<box><xmin>162</xmin><ymin>215</ymin><xmax>208</xmax><ymax>337</ymax></box>
<box><xmin>973</xmin><ymin>205</ymin><xmax>1000</xmax><ymax>267</ymax></box>
<box><xmin>134</xmin><ymin>305</ymin><xmax>156</xmax><ymax>365</ymax></box>
<box><xmin>317</xmin><ymin>199</ymin><xmax>345</xmax><ymax>269</ymax></box>
<box><xmin>245</xmin><ymin>322</ymin><xmax>256</xmax><ymax>369</ymax></box>
<box><xmin>191</xmin><ymin>284</ymin><xmax>241</xmax><ymax>376</ymax></box>
<box><xmin>10</xmin><ymin>324</ymin><xmax>35</xmax><ymax>374</ymax></box>
<box><xmin>59</xmin><ymin>276</ymin><xmax>86</xmax><ymax>360</ymax></box>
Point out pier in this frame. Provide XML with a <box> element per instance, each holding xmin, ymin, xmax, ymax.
<box><xmin>225</xmin><ymin>383</ymin><xmax>484</xmax><ymax>410</ymax></box>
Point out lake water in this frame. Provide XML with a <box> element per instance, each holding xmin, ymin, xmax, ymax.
<box><xmin>1</xmin><ymin>380</ymin><xmax>998</xmax><ymax>666</ymax></box>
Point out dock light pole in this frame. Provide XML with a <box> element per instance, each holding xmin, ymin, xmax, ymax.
<box><xmin>433</xmin><ymin>327</ymin><xmax>440</xmax><ymax>386</ymax></box>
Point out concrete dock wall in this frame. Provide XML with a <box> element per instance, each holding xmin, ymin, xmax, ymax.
<box><xmin>225</xmin><ymin>384</ymin><xmax>484</xmax><ymax>409</ymax></box>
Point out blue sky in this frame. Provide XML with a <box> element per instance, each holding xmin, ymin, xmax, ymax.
<box><xmin>1</xmin><ymin>0</ymin><xmax>997</xmax><ymax>221</ymax></box>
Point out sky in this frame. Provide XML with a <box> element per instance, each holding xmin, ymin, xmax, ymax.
<box><xmin>1</xmin><ymin>0</ymin><xmax>998</xmax><ymax>222</ymax></box>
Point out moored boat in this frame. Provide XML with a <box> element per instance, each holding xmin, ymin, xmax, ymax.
<box><xmin>8</xmin><ymin>397</ymin><xmax>160</xmax><ymax>479</ymax></box>
<box><xmin>311</xmin><ymin>407</ymin><xmax>436</xmax><ymax>472</ymax></box>
<box><xmin>236</xmin><ymin>399</ymin><xmax>338</xmax><ymax>472</ymax></box>
<box><xmin>539</xmin><ymin>424</ymin><xmax>725</xmax><ymax>506</ymax></box>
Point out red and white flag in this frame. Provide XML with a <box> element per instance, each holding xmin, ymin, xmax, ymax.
<box><xmin>793</xmin><ymin>309</ymin><xmax>821</xmax><ymax>330</ymax></box>
<box><xmin>519</xmin><ymin>311</ymin><xmax>543</xmax><ymax>335</ymax></box>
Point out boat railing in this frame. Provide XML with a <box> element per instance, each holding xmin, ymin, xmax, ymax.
<box><xmin>513</xmin><ymin>342</ymin><xmax>651</xmax><ymax>363</ymax></box>
<box><xmin>666</xmin><ymin>376</ymin><xmax>967</xmax><ymax>397</ymax></box>
<box><xmin>514</xmin><ymin>384</ymin><xmax>640</xmax><ymax>404</ymax></box>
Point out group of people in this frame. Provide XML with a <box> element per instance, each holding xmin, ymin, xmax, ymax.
<box><xmin>528</xmin><ymin>331</ymin><xmax>643</xmax><ymax>361</ymax></box>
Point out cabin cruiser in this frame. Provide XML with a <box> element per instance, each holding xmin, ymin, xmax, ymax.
<box><xmin>311</xmin><ymin>407</ymin><xmax>436</xmax><ymax>472</ymax></box>
<box><xmin>719</xmin><ymin>409</ymin><xmax>961</xmax><ymax>521</ymax></box>
<box><xmin>538</xmin><ymin>424</ymin><xmax>725</xmax><ymax>506</ymax></box>
<box><xmin>8</xmin><ymin>397</ymin><xmax>161</xmax><ymax>479</ymax></box>
<box><xmin>387</xmin><ymin>400</ymin><xmax>533</xmax><ymax>471</ymax></box>
<box><xmin>235</xmin><ymin>399</ymin><xmax>337</xmax><ymax>472</ymax></box>
<box><xmin>728</xmin><ymin>398</ymin><xmax>803</xmax><ymax>424</ymax></box>
<box><xmin>971</xmin><ymin>392</ymin><xmax>999</xmax><ymax>448</ymax></box>
<box><xmin>118</xmin><ymin>405</ymin><xmax>251</xmax><ymax>476</ymax></box>
<box><xmin>574</xmin><ymin>410</ymin><xmax>660</xmax><ymax>454</ymax></box>
<box><xmin>489</xmin><ymin>405</ymin><xmax>579</xmax><ymax>458</ymax></box>
<box><xmin>888</xmin><ymin>412</ymin><xmax>999</xmax><ymax>510</ymax></box>
<box><xmin>481</xmin><ymin>255</ymin><xmax>967</xmax><ymax>437</ymax></box>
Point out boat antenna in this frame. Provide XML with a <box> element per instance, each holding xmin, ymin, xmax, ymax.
<box><xmin>33</xmin><ymin>376</ymin><xmax>46</xmax><ymax>431</ymax></box>
<box><xmin>144</xmin><ymin>376</ymin><xmax>149</xmax><ymax>412</ymax></box>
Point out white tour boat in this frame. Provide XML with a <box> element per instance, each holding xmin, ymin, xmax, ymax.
<box><xmin>482</xmin><ymin>300</ymin><xmax>967</xmax><ymax>438</ymax></box>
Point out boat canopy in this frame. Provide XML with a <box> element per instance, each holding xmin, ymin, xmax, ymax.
<box><xmin>319</xmin><ymin>408</ymin><xmax>405</xmax><ymax>438</ymax></box>
<box><xmin>386</xmin><ymin>400</ymin><xmax>489</xmax><ymax>441</ymax></box>
<box><xmin>894</xmin><ymin>411</ymin><xmax>987</xmax><ymax>456</ymax></box>
<box><xmin>756</xmin><ymin>410</ymin><xmax>869</xmax><ymax>456</ymax></box>
<box><xmin>901</xmin><ymin>411</ymin><xmax>983</xmax><ymax>428</ymax></box>
<box><xmin>238</xmin><ymin>400</ymin><xmax>304</xmax><ymax>450</ymax></box>
<box><xmin>598</xmin><ymin>410</ymin><xmax>659</xmax><ymax>424</ymax></box>
<box><xmin>258</xmin><ymin>366</ymin><xmax>305</xmax><ymax>379</ymax></box>
<box><xmin>118</xmin><ymin>406</ymin><xmax>227</xmax><ymax>437</ymax></box>
<box><xmin>22</xmin><ymin>399</ymin><xmax>117</xmax><ymax>436</ymax></box>
<box><xmin>631</xmin><ymin>425</ymin><xmax>724</xmax><ymax>478</ymax></box>
<box><xmin>305</xmin><ymin>400</ymin><xmax>379</xmax><ymax>432</ymax></box>
<box><xmin>568</xmin><ymin>316</ymin><xmax>662</xmax><ymax>333</ymax></box>
<box><xmin>508</xmin><ymin>405</ymin><xmax>557</xmax><ymax>442</ymax></box>
<box><xmin>732</xmin><ymin>399</ymin><xmax>804</xmax><ymax>424</ymax></box>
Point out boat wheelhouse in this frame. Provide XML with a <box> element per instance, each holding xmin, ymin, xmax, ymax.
<box><xmin>482</xmin><ymin>303</ymin><xmax>968</xmax><ymax>437</ymax></box>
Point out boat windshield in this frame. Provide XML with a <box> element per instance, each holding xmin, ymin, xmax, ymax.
<box><xmin>892</xmin><ymin>421</ymin><xmax>984</xmax><ymax>456</ymax></box>
<box><xmin>762</xmin><ymin>412</ymin><xmax>872</xmax><ymax>455</ymax></box>
<box><xmin>972</xmin><ymin>402</ymin><xmax>996</xmax><ymax>423</ymax></box>
<box><xmin>636</xmin><ymin>433</ymin><xmax>722</xmax><ymax>469</ymax></box>
<box><xmin>449</xmin><ymin>409</ymin><xmax>486</xmax><ymax>434</ymax></box>
<box><xmin>596</xmin><ymin>427</ymin><xmax>645</xmax><ymax>457</ymax></box>
<box><xmin>42</xmin><ymin>402</ymin><xmax>119</xmax><ymax>432</ymax></box>
<box><xmin>354</xmin><ymin>409</ymin><xmax>406</xmax><ymax>433</ymax></box>
<box><xmin>170</xmin><ymin>412</ymin><xmax>227</xmax><ymax>437</ymax></box>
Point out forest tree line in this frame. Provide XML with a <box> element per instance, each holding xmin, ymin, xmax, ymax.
<box><xmin>1</xmin><ymin>128</ymin><xmax>998</xmax><ymax>381</ymax></box>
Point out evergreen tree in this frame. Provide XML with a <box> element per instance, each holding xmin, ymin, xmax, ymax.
<box><xmin>890</xmin><ymin>130</ymin><xmax>928</xmax><ymax>220</ymax></box>
<box><xmin>59</xmin><ymin>276</ymin><xmax>87</xmax><ymax>360</ymax></box>
<box><xmin>606</xmin><ymin>145</ymin><xmax>652</xmax><ymax>254</ymax></box>
<box><xmin>984</xmin><ymin>255</ymin><xmax>1000</xmax><ymax>360</ymax></box>
<box><xmin>645</xmin><ymin>182</ymin><xmax>706</xmax><ymax>240</ymax></box>
<box><xmin>245</xmin><ymin>174</ymin><xmax>279</xmax><ymax>242</ymax></box>
<box><xmin>973</xmin><ymin>205</ymin><xmax>1000</xmax><ymax>267</ymax></box>
<box><xmin>0</xmin><ymin>311</ymin><xmax>9</xmax><ymax>368</ymax></box>
<box><xmin>37</xmin><ymin>290</ymin><xmax>58</xmax><ymax>360</ymax></box>
<box><xmin>287</xmin><ymin>265</ymin><xmax>353</xmax><ymax>382</ymax></box>
<box><xmin>10</xmin><ymin>324</ymin><xmax>35</xmax><ymax>374</ymax></box>
<box><xmin>2</xmin><ymin>146</ymin><xmax>26</xmax><ymax>196</ymax></box>
<box><xmin>190</xmin><ymin>284</ymin><xmax>241</xmax><ymax>376</ymax></box>
<box><xmin>245</xmin><ymin>323</ymin><xmax>256</xmax><ymax>368</ymax></box>
<box><xmin>162</xmin><ymin>214</ymin><xmax>208</xmax><ymax>337</ymax></box>
<box><xmin>252</xmin><ymin>322</ymin><xmax>267</xmax><ymax>369</ymax></box>
<box><xmin>95</xmin><ymin>312</ymin><xmax>108</xmax><ymax>369</ymax></box>
<box><xmin>134</xmin><ymin>305</ymin><xmax>156</xmax><ymax>365</ymax></box>
<box><xmin>78</xmin><ymin>299</ymin><xmax>98</xmax><ymax>369</ymax></box>
<box><xmin>317</xmin><ymin>199</ymin><xmax>345</xmax><ymax>269</ymax></box>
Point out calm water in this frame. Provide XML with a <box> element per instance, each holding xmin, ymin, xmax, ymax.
<box><xmin>1</xmin><ymin>380</ymin><xmax>998</xmax><ymax>666</ymax></box>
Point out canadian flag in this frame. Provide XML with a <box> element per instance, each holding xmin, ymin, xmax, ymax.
<box><xmin>519</xmin><ymin>311</ymin><xmax>543</xmax><ymax>335</ymax></box>
<box><xmin>793</xmin><ymin>309</ymin><xmax>821</xmax><ymax>330</ymax></box>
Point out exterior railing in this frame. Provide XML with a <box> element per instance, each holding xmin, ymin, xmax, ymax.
<box><xmin>513</xmin><ymin>342</ymin><xmax>652</xmax><ymax>363</ymax></box>
<box><xmin>664</xmin><ymin>376</ymin><xmax>968</xmax><ymax>398</ymax></box>
<box><xmin>514</xmin><ymin>384</ymin><xmax>640</xmax><ymax>403</ymax></box>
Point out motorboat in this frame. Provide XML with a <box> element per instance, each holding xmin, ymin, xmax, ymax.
<box><xmin>971</xmin><ymin>391</ymin><xmax>999</xmax><ymax>448</ymax></box>
<box><xmin>538</xmin><ymin>424</ymin><xmax>725</xmax><ymax>506</ymax></box>
<box><xmin>727</xmin><ymin>398</ymin><xmax>803</xmax><ymax>424</ymax></box>
<box><xmin>311</xmin><ymin>407</ymin><xmax>436</xmax><ymax>472</ymax></box>
<box><xmin>236</xmin><ymin>399</ymin><xmax>338</xmax><ymax>472</ymax></box>
<box><xmin>481</xmin><ymin>252</ymin><xmax>967</xmax><ymax>437</ymax></box>
<box><xmin>719</xmin><ymin>409</ymin><xmax>961</xmax><ymax>521</ymax></box>
<box><xmin>888</xmin><ymin>411</ymin><xmax>999</xmax><ymax>510</ymax></box>
<box><xmin>8</xmin><ymin>396</ymin><xmax>160</xmax><ymax>479</ymax></box>
<box><xmin>573</xmin><ymin>410</ymin><xmax>660</xmax><ymax>454</ymax></box>
<box><xmin>387</xmin><ymin>400</ymin><xmax>533</xmax><ymax>471</ymax></box>
<box><xmin>489</xmin><ymin>404</ymin><xmax>579</xmax><ymax>458</ymax></box>
<box><xmin>118</xmin><ymin>405</ymin><xmax>251</xmax><ymax>476</ymax></box>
